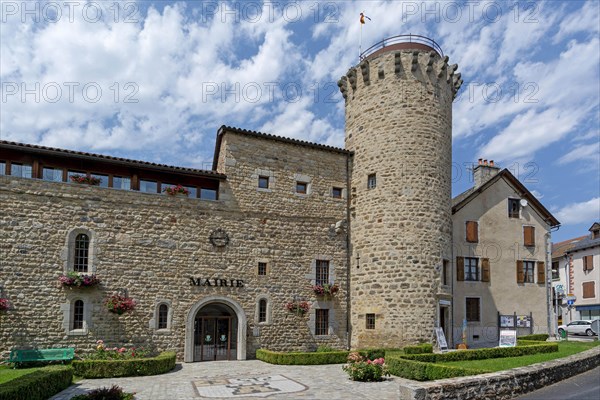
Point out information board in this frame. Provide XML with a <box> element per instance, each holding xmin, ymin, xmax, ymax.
<box><xmin>517</xmin><ymin>316</ymin><xmax>531</xmax><ymax>328</ymax></box>
<box><xmin>500</xmin><ymin>315</ymin><xmax>515</xmax><ymax>328</ymax></box>
<box><xmin>434</xmin><ymin>327</ymin><xmax>448</xmax><ymax>351</ymax></box>
<box><xmin>499</xmin><ymin>330</ymin><xmax>517</xmax><ymax>347</ymax></box>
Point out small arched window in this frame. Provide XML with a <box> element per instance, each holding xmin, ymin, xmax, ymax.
<box><xmin>258</xmin><ymin>299</ymin><xmax>267</xmax><ymax>323</ymax></box>
<box><xmin>158</xmin><ymin>304</ymin><xmax>168</xmax><ymax>329</ymax></box>
<box><xmin>72</xmin><ymin>300</ymin><xmax>84</xmax><ymax>330</ymax></box>
<box><xmin>73</xmin><ymin>234</ymin><xmax>90</xmax><ymax>272</ymax></box>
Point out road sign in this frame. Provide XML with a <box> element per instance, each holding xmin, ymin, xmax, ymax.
<box><xmin>567</xmin><ymin>299</ymin><xmax>574</xmax><ymax>306</ymax></box>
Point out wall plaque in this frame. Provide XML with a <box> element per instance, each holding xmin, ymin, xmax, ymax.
<box><xmin>209</xmin><ymin>228</ymin><xmax>230</xmax><ymax>247</ymax></box>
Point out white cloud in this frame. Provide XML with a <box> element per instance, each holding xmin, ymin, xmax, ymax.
<box><xmin>558</xmin><ymin>143</ymin><xmax>600</xmax><ymax>165</ymax></box>
<box><xmin>554</xmin><ymin>1</ymin><xmax>600</xmax><ymax>42</ymax></box>
<box><xmin>555</xmin><ymin>197</ymin><xmax>600</xmax><ymax>225</ymax></box>
<box><xmin>477</xmin><ymin>37</ymin><xmax>599</xmax><ymax>161</ymax></box>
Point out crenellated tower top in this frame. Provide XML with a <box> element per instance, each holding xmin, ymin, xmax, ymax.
<box><xmin>338</xmin><ymin>34</ymin><xmax>463</xmax><ymax>102</ymax></box>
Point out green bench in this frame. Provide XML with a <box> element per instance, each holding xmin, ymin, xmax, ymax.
<box><xmin>9</xmin><ymin>347</ymin><xmax>75</xmax><ymax>365</ymax></box>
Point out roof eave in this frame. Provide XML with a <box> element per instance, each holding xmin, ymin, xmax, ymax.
<box><xmin>451</xmin><ymin>169</ymin><xmax>560</xmax><ymax>227</ymax></box>
<box><xmin>1</xmin><ymin>141</ymin><xmax>226</xmax><ymax>180</ymax></box>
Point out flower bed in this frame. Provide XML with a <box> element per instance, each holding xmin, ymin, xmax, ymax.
<box><xmin>58</xmin><ymin>272</ymin><xmax>100</xmax><ymax>288</ymax></box>
<box><xmin>72</xmin><ymin>351</ymin><xmax>176</xmax><ymax>378</ymax></box>
<box><xmin>312</xmin><ymin>284</ymin><xmax>339</xmax><ymax>296</ymax></box>
<box><xmin>342</xmin><ymin>352</ymin><xmax>390</xmax><ymax>381</ymax></box>
<box><xmin>89</xmin><ymin>340</ymin><xmax>151</xmax><ymax>360</ymax></box>
<box><xmin>284</xmin><ymin>301</ymin><xmax>310</xmax><ymax>315</ymax></box>
<box><xmin>0</xmin><ymin>298</ymin><xmax>9</xmax><ymax>312</ymax></box>
<box><xmin>105</xmin><ymin>294</ymin><xmax>136</xmax><ymax>315</ymax></box>
<box><xmin>70</xmin><ymin>175</ymin><xmax>101</xmax><ymax>185</ymax></box>
<box><xmin>0</xmin><ymin>365</ymin><xmax>73</xmax><ymax>400</ymax></box>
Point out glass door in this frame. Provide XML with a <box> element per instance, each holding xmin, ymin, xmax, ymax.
<box><xmin>196</xmin><ymin>317</ymin><xmax>233</xmax><ymax>361</ymax></box>
<box><xmin>215</xmin><ymin>318</ymin><xmax>231</xmax><ymax>361</ymax></box>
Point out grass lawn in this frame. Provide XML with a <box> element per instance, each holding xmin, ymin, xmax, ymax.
<box><xmin>438</xmin><ymin>341</ymin><xmax>600</xmax><ymax>372</ymax></box>
<box><xmin>0</xmin><ymin>365</ymin><xmax>42</xmax><ymax>384</ymax></box>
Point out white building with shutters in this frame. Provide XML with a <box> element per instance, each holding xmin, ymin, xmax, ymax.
<box><xmin>552</xmin><ymin>223</ymin><xmax>600</xmax><ymax>324</ymax></box>
<box><xmin>449</xmin><ymin>160</ymin><xmax>560</xmax><ymax>348</ymax></box>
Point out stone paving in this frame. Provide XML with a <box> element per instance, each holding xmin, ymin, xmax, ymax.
<box><xmin>50</xmin><ymin>361</ymin><xmax>405</xmax><ymax>400</ymax></box>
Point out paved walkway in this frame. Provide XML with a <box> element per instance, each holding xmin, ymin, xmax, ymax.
<box><xmin>51</xmin><ymin>361</ymin><xmax>405</xmax><ymax>400</ymax></box>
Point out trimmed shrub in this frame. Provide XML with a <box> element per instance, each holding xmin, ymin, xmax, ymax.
<box><xmin>358</xmin><ymin>348</ymin><xmax>386</xmax><ymax>360</ymax></box>
<box><xmin>400</xmin><ymin>343</ymin><xmax>558</xmax><ymax>363</ymax></box>
<box><xmin>0</xmin><ymin>365</ymin><xmax>73</xmax><ymax>400</ymax></box>
<box><xmin>403</xmin><ymin>343</ymin><xmax>434</xmax><ymax>355</ymax></box>
<box><xmin>316</xmin><ymin>345</ymin><xmax>335</xmax><ymax>353</ymax></box>
<box><xmin>518</xmin><ymin>334</ymin><xmax>549</xmax><ymax>342</ymax></box>
<box><xmin>386</xmin><ymin>356</ymin><xmax>489</xmax><ymax>381</ymax></box>
<box><xmin>70</xmin><ymin>385</ymin><xmax>134</xmax><ymax>400</ymax></box>
<box><xmin>256</xmin><ymin>349</ymin><xmax>349</xmax><ymax>365</ymax></box>
<box><xmin>72</xmin><ymin>351</ymin><xmax>175</xmax><ymax>379</ymax></box>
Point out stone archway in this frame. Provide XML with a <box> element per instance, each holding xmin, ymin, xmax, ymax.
<box><xmin>184</xmin><ymin>296</ymin><xmax>247</xmax><ymax>362</ymax></box>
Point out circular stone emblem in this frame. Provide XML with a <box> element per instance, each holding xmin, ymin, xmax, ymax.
<box><xmin>209</xmin><ymin>228</ymin><xmax>230</xmax><ymax>247</ymax></box>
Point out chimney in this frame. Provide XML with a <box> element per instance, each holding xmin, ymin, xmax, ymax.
<box><xmin>473</xmin><ymin>158</ymin><xmax>500</xmax><ymax>188</ymax></box>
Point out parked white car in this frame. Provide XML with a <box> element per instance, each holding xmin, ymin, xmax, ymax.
<box><xmin>558</xmin><ymin>320</ymin><xmax>598</xmax><ymax>336</ymax></box>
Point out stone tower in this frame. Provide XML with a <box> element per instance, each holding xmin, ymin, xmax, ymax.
<box><xmin>338</xmin><ymin>38</ymin><xmax>462</xmax><ymax>348</ymax></box>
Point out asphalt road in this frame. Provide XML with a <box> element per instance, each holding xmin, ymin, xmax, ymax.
<box><xmin>516</xmin><ymin>367</ymin><xmax>600</xmax><ymax>400</ymax></box>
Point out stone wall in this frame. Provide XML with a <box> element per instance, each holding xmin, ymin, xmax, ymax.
<box><xmin>339</xmin><ymin>48</ymin><xmax>460</xmax><ymax>348</ymax></box>
<box><xmin>398</xmin><ymin>346</ymin><xmax>600</xmax><ymax>400</ymax></box>
<box><xmin>0</xmin><ymin>133</ymin><xmax>350</xmax><ymax>361</ymax></box>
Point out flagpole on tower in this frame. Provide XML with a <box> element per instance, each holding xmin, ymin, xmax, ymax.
<box><xmin>359</xmin><ymin>22</ymin><xmax>363</xmax><ymax>61</ymax></box>
<box><xmin>359</xmin><ymin>12</ymin><xmax>371</xmax><ymax>62</ymax></box>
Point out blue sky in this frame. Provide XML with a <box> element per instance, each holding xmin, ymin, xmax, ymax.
<box><xmin>1</xmin><ymin>0</ymin><xmax>598</xmax><ymax>242</ymax></box>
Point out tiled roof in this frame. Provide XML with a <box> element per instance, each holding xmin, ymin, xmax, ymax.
<box><xmin>0</xmin><ymin>140</ymin><xmax>226</xmax><ymax>179</ymax></box>
<box><xmin>551</xmin><ymin>235</ymin><xmax>588</xmax><ymax>259</ymax></box>
<box><xmin>452</xmin><ymin>188</ymin><xmax>474</xmax><ymax>207</ymax></box>
<box><xmin>212</xmin><ymin>125</ymin><xmax>351</xmax><ymax>171</ymax></box>
<box><xmin>451</xmin><ymin>169</ymin><xmax>560</xmax><ymax>227</ymax></box>
<box><xmin>568</xmin><ymin>236</ymin><xmax>600</xmax><ymax>253</ymax></box>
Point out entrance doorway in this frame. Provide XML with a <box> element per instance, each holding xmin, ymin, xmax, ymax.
<box><xmin>194</xmin><ymin>303</ymin><xmax>237</xmax><ymax>361</ymax></box>
<box><xmin>439</xmin><ymin>305</ymin><xmax>450</xmax><ymax>344</ymax></box>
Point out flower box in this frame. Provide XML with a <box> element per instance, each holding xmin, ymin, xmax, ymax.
<box><xmin>105</xmin><ymin>294</ymin><xmax>136</xmax><ymax>315</ymax></box>
<box><xmin>312</xmin><ymin>284</ymin><xmax>339</xmax><ymax>297</ymax></box>
<box><xmin>70</xmin><ymin>174</ymin><xmax>101</xmax><ymax>185</ymax></box>
<box><xmin>59</xmin><ymin>272</ymin><xmax>101</xmax><ymax>288</ymax></box>
<box><xmin>285</xmin><ymin>301</ymin><xmax>310</xmax><ymax>316</ymax></box>
<box><xmin>0</xmin><ymin>298</ymin><xmax>10</xmax><ymax>312</ymax></box>
<box><xmin>163</xmin><ymin>184</ymin><xmax>189</xmax><ymax>196</ymax></box>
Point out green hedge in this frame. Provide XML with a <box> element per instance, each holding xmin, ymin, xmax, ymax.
<box><xmin>518</xmin><ymin>334</ymin><xmax>549</xmax><ymax>341</ymax></box>
<box><xmin>400</xmin><ymin>343</ymin><xmax>558</xmax><ymax>363</ymax></box>
<box><xmin>0</xmin><ymin>365</ymin><xmax>73</xmax><ymax>400</ymax></box>
<box><xmin>256</xmin><ymin>349</ymin><xmax>349</xmax><ymax>365</ymax></box>
<box><xmin>72</xmin><ymin>352</ymin><xmax>176</xmax><ymax>379</ymax></box>
<box><xmin>387</xmin><ymin>355</ymin><xmax>489</xmax><ymax>381</ymax></box>
<box><xmin>403</xmin><ymin>343</ymin><xmax>434</xmax><ymax>355</ymax></box>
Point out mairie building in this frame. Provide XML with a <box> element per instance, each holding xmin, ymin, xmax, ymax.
<box><xmin>0</xmin><ymin>37</ymin><xmax>560</xmax><ymax>361</ymax></box>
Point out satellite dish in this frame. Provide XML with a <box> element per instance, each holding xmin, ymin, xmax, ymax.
<box><xmin>520</xmin><ymin>199</ymin><xmax>528</xmax><ymax>207</ymax></box>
